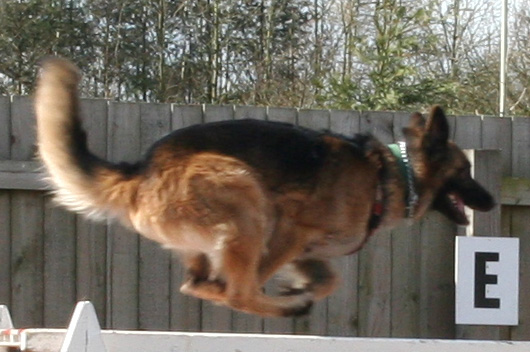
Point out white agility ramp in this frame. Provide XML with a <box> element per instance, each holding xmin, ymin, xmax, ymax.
<box><xmin>1</xmin><ymin>301</ymin><xmax>530</xmax><ymax>352</ymax></box>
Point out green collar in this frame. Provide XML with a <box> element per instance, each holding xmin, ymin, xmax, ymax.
<box><xmin>388</xmin><ymin>143</ymin><xmax>409</xmax><ymax>183</ymax></box>
<box><xmin>387</xmin><ymin>142</ymin><xmax>418</xmax><ymax>218</ymax></box>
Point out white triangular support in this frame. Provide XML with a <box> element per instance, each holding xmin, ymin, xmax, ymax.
<box><xmin>60</xmin><ymin>301</ymin><xmax>107</xmax><ymax>352</ymax></box>
<box><xmin>0</xmin><ymin>305</ymin><xmax>14</xmax><ymax>329</ymax></box>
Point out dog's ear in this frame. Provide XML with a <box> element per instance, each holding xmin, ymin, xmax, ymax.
<box><xmin>424</xmin><ymin>105</ymin><xmax>449</xmax><ymax>150</ymax></box>
<box><xmin>402</xmin><ymin>112</ymin><xmax>426</xmax><ymax>139</ymax></box>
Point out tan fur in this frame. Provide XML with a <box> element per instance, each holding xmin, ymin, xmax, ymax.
<box><xmin>35</xmin><ymin>58</ymin><xmax>494</xmax><ymax>317</ymax></box>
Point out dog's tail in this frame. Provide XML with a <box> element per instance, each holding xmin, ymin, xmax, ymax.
<box><xmin>35</xmin><ymin>57</ymin><xmax>140</xmax><ymax>220</ymax></box>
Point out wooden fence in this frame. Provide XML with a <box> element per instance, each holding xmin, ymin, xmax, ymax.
<box><xmin>0</xmin><ymin>96</ymin><xmax>528</xmax><ymax>340</ymax></box>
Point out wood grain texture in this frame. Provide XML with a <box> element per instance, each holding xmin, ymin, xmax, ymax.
<box><xmin>11</xmin><ymin>191</ymin><xmax>45</xmax><ymax>327</ymax></box>
<box><xmin>327</xmin><ymin>255</ymin><xmax>359</xmax><ymax>337</ymax></box>
<box><xmin>43</xmin><ymin>197</ymin><xmax>77</xmax><ymax>327</ymax></box>
<box><xmin>358</xmin><ymin>229</ymin><xmax>392</xmax><ymax>337</ymax></box>
<box><xmin>512</xmin><ymin>117</ymin><xmax>530</xmax><ymax>178</ymax></box>
<box><xmin>107</xmin><ymin>102</ymin><xmax>141</xmax><ymax>329</ymax></box>
<box><xmin>391</xmin><ymin>222</ymin><xmax>422</xmax><ymax>337</ymax></box>
<box><xmin>419</xmin><ymin>212</ymin><xmax>456</xmax><ymax>338</ymax></box>
<box><xmin>200</xmin><ymin>104</ymin><xmax>234</xmax><ymax>332</ymax></box>
<box><xmin>510</xmin><ymin>207</ymin><xmax>530</xmax><ymax>340</ymax></box>
<box><xmin>482</xmin><ymin>117</ymin><xmax>512</xmax><ymax>176</ymax></box>
<box><xmin>330</xmin><ymin>110</ymin><xmax>360</xmax><ymax>136</ymax></box>
<box><xmin>454</xmin><ymin>116</ymin><xmax>482</xmax><ymax>149</ymax></box>
<box><xmin>76</xmin><ymin>98</ymin><xmax>108</xmax><ymax>327</ymax></box>
<box><xmin>10</xmin><ymin>96</ymin><xmax>36</xmax><ymax>161</ymax></box>
<box><xmin>170</xmin><ymin>105</ymin><xmax>203</xmax><ymax>332</ymax></box>
<box><xmin>360</xmin><ymin>111</ymin><xmax>394</xmax><ymax>144</ymax></box>
<box><xmin>138</xmin><ymin>103</ymin><xmax>172</xmax><ymax>330</ymax></box>
<box><xmin>0</xmin><ymin>96</ymin><xmax>10</xmax><ymax>159</ymax></box>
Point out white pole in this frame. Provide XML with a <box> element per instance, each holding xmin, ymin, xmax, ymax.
<box><xmin>499</xmin><ymin>0</ymin><xmax>508</xmax><ymax>117</ymax></box>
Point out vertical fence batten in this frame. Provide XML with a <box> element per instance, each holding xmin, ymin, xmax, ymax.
<box><xmin>199</xmin><ymin>105</ymin><xmax>234</xmax><ymax>333</ymax></box>
<box><xmin>107</xmin><ymin>102</ymin><xmax>142</xmax><ymax>329</ymax></box>
<box><xmin>0</xmin><ymin>98</ymin><xmax>527</xmax><ymax>341</ymax></box>
<box><xmin>0</xmin><ymin>96</ymin><xmax>11</xmax><ymax>310</ymax></box>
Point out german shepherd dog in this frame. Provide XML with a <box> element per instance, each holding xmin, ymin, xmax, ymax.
<box><xmin>34</xmin><ymin>58</ymin><xmax>495</xmax><ymax>317</ymax></box>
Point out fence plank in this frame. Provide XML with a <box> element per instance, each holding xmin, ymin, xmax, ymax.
<box><xmin>263</xmin><ymin>105</ymin><xmax>298</xmax><ymax>335</ymax></box>
<box><xmin>510</xmin><ymin>116</ymin><xmax>530</xmax><ymax>340</ymax></box>
<box><xmin>512</xmin><ymin>117</ymin><xmax>530</xmax><ymax>178</ymax></box>
<box><xmin>204</xmin><ymin>105</ymin><xmax>233</xmax><ymax>123</ymax></box>
<box><xmin>360</xmin><ymin>111</ymin><xmax>394</xmax><ymax>144</ymax></box>
<box><xmin>327</xmin><ymin>254</ymin><xmax>359</xmax><ymax>337</ymax></box>
<box><xmin>11</xmin><ymin>191</ymin><xmax>45</xmax><ymax>327</ymax></box>
<box><xmin>482</xmin><ymin>117</ymin><xmax>512</xmax><ymax>176</ymax></box>
<box><xmin>393</xmin><ymin>112</ymin><xmax>412</xmax><ymax>141</ymax></box>
<box><xmin>464</xmin><ymin>150</ymin><xmax>502</xmax><ymax>237</ymax></box>
<box><xmin>76</xmin><ymin>99</ymin><xmax>108</xmax><ymax>328</ymax></box>
<box><xmin>329</xmin><ymin>110</ymin><xmax>360</xmax><ymax>136</ymax></box>
<box><xmin>172</xmin><ymin>105</ymin><xmax>203</xmax><ymax>128</ymax></box>
<box><xmin>457</xmin><ymin>150</ymin><xmax>508</xmax><ymax>340</ymax></box>
<box><xmin>297</xmin><ymin>109</ymin><xmax>330</xmax><ymax>131</ymax></box>
<box><xmin>10</xmin><ymin>95</ymin><xmax>45</xmax><ymax>328</ymax></box>
<box><xmin>266</xmin><ymin>107</ymin><xmax>297</xmax><ymax>124</ymax></box>
<box><xmin>294</xmin><ymin>109</ymin><xmax>330</xmax><ymax>335</ymax></box>
<box><xmin>419</xmin><ymin>212</ymin><xmax>456</xmax><ymax>338</ymax></box>
<box><xmin>107</xmin><ymin>102</ymin><xmax>141</xmax><ymax>329</ymax></box>
<box><xmin>391</xmin><ymin>222</ymin><xmax>422</xmax><ymax>337</ymax></box>
<box><xmin>10</xmin><ymin>96</ymin><xmax>36</xmax><ymax>161</ymax></box>
<box><xmin>235</xmin><ymin>106</ymin><xmax>267</xmax><ymax>120</ymax></box>
<box><xmin>43</xmin><ymin>197</ymin><xmax>77</xmax><ymax>327</ymax></box>
<box><xmin>358</xmin><ymin>230</ymin><xmax>392</xmax><ymax>337</ymax></box>
<box><xmin>445</xmin><ymin>114</ymin><xmax>457</xmax><ymax>141</ymax></box>
<box><xmin>170</xmin><ymin>105</ymin><xmax>203</xmax><ymax>332</ymax></box>
<box><xmin>0</xmin><ymin>97</ymin><xmax>10</xmax><ymax>308</ymax></box>
<box><xmin>510</xmin><ymin>206</ymin><xmax>530</xmax><ymax>340</ymax></box>
<box><xmin>232</xmin><ymin>103</ymin><xmax>267</xmax><ymax>333</ymax></box>
<box><xmin>454</xmin><ymin>116</ymin><xmax>482</xmax><ymax>149</ymax></box>
<box><xmin>0</xmin><ymin>96</ymin><xmax>10</xmax><ymax>159</ymax></box>
<box><xmin>0</xmin><ymin>191</ymin><xmax>10</xmax><ymax>308</ymax></box>
<box><xmin>358</xmin><ymin>112</ymin><xmax>394</xmax><ymax>337</ymax></box>
<box><xmin>200</xmin><ymin>105</ymin><xmax>234</xmax><ymax>333</ymax></box>
<box><xmin>138</xmin><ymin>103</ymin><xmax>172</xmax><ymax>331</ymax></box>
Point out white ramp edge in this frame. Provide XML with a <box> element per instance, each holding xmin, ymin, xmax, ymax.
<box><xmin>60</xmin><ymin>301</ymin><xmax>106</xmax><ymax>352</ymax></box>
<box><xmin>0</xmin><ymin>305</ymin><xmax>13</xmax><ymax>329</ymax></box>
<box><xmin>1</xmin><ymin>301</ymin><xmax>530</xmax><ymax>352</ymax></box>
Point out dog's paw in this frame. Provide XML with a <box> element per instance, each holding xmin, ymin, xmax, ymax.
<box><xmin>180</xmin><ymin>278</ymin><xmax>226</xmax><ymax>302</ymax></box>
<box><xmin>281</xmin><ymin>298</ymin><xmax>314</xmax><ymax>317</ymax></box>
<box><xmin>278</xmin><ymin>287</ymin><xmax>307</xmax><ymax>296</ymax></box>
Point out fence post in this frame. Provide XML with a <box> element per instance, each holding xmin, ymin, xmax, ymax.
<box><xmin>456</xmin><ymin>149</ymin><xmax>510</xmax><ymax>340</ymax></box>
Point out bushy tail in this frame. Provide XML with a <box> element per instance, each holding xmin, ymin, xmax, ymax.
<box><xmin>35</xmin><ymin>57</ymin><xmax>139</xmax><ymax>220</ymax></box>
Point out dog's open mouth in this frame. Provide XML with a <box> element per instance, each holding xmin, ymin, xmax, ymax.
<box><xmin>448</xmin><ymin>192</ymin><xmax>465</xmax><ymax>216</ymax></box>
<box><xmin>432</xmin><ymin>191</ymin><xmax>469</xmax><ymax>225</ymax></box>
<box><xmin>446</xmin><ymin>192</ymin><xmax>469</xmax><ymax>225</ymax></box>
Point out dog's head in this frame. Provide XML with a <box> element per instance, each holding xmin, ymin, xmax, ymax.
<box><xmin>403</xmin><ymin>106</ymin><xmax>495</xmax><ymax>225</ymax></box>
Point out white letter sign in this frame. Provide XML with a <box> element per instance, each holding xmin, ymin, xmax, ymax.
<box><xmin>455</xmin><ymin>236</ymin><xmax>519</xmax><ymax>326</ymax></box>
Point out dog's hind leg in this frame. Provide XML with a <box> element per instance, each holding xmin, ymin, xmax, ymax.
<box><xmin>257</xmin><ymin>219</ymin><xmax>309</xmax><ymax>287</ymax></box>
<box><xmin>180</xmin><ymin>214</ymin><xmax>314</xmax><ymax>316</ymax></box>
<box><xmin>278</xmin><ymin>259</ymin><xmax>339</xmax><ymax>300</ymax></box>
<box><xmin>218</xmin><ymin>217</ymin><xmax>314</xmax><ymax>317</ymax></box>
<box><xmin>180</xmin><ymin>253</ymin><xmax>227</xmax><ymax>301</ymax></box>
